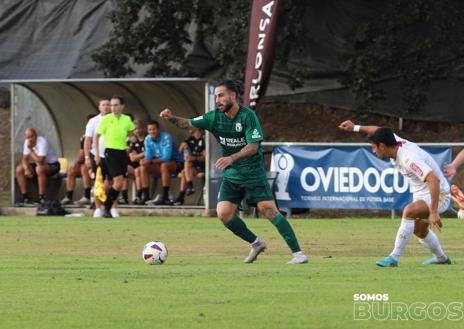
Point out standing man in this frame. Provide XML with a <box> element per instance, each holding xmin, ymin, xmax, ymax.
<box><xmin>96</xmin><ymin>95</ymin><xmax>135</xmax><ymax>217</ymax></box>
<box><xmin>139</xmin><ymin>120</ymin><xmax>183</xmax><ymax>205</ymax></box>
<box><xmin>16</xmin><ymin>128</ymin><xmax>60</xmax><ymax>204</ymax></box>
<box><xmin>84</xmin><ymin>98</ymin><xmax>111</xmax><ymax>217</ymax></box>
<box><xmin>339</xmin><ymin>120</ymin><xmax>451</xmax><ymax>267</ymax></box>
<box><xmin>160</xmin><ymin>80</ymin><xmax>308</xmax><ymax>264</ymax></box>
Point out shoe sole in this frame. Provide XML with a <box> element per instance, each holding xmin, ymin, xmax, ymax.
<box><xmin>376</xmin><ymin>262</ymin><xmax>398</xmax><ymax>267</ymax></box>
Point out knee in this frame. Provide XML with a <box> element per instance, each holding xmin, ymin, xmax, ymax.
<box><xmin>36</xmin><ymin>165</ymin><xmax>46</xmax><ymax>176</ymax></box>
<box><xmin>217</xmin><ymin>208</ymin><xmax>234</xmax><ymax>223</ymax></box>
<box><xmin>257</xmin><ymin>205</ymin><xmax>279</xmax><ymax>220</ymax></box>
<box><xmin>16</xmin><ymin>165</ymin><xmax>24</xmax><ymax>176</ymax></box>
<box><xmin>160</xmin><ymin>162</ymin><xmax>169</xmax><ymax>172</ymax></box>
<box><xmin>402</xmin><ymin>204</ymin><xmax>417</xmax><ymax>219</ymax></box>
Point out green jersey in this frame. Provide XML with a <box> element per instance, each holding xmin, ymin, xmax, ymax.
<box><xmin>191</xmin><ymin>105</ymin><xmax>266</xmax><ymax>183</ymax></box>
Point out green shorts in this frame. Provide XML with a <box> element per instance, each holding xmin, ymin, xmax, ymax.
<box><xmin>218</xmin><ymin>179</ymin><xmax>274</xmax><ymax>206</ymax></box>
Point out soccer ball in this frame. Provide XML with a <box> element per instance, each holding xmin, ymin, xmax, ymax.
<box><xmin>458</xmin><ymin>209</ymin><xmax>464</xmax><ymax>220</ymax></box>
<box><xmin>142</xmin><ymin>241</ymin><xmax>168</xmax><ymax>265</ymax></box>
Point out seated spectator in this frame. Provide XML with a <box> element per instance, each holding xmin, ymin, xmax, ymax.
<box><xmin>61</xmin><ymin>115</ymin><xmax>94</xmax><ymax>206</ymax></box>
<box><xmin>16</xmin><ymin>128</ymin><xmax>60</xmax><ymax>204</ymax></box>
<box><xmin>173</xmin><ymin>128</ymin><xmax>205</xmax><ymax>205</ymax></box>
<box><xmin>121</xmin><ymin>119</ymin><xmax>146</xmax><ymax>205</ymax></box>
<box><xmin>140</xmin><ymin>120</ymin><xmax>183</xmax><ymax>205</ymax></box>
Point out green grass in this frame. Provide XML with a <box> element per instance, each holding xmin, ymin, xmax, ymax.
<box><xmin>1</xmin><ymin>215</ymin><xmax>464</xmax><ymax>329</ymax></box>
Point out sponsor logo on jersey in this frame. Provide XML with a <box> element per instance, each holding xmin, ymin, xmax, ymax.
<box><xmin>252</xmin><ymin>129</ymin><xmax>261</xmax><ymax>139</ymax></box>
<box><xmin>218</xmin><ymin>136</ymin><xmax>246</xmax><ymax>147</ymax></box>
<box><xmin>235</xmin><ymin>123</ymin><xmax>242</xmax><ymax>132</ymax></box>
<box><xmin>409</xmin><ymin>162</ymin><xmax>424</xmax><ymax>177</ymax></box>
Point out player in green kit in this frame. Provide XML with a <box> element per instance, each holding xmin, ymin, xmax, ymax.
<box><xmin>160</xmin><ymin>80</ymin><xmax>308</xmax><ymax>264</ymax></box>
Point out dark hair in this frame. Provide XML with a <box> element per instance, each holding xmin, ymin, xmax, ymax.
<box><xmin>111</xmin><ymin>95</ymin><xmax>125</xmax><ymax>105</ymax></box>
<box><xmin>367</xmin><ymin>127</ymin><xmax>398</xmax><ymax>147</ymax></box>
<box><xmin>216</xmin><ymin>80</ymin><xmax>242</xmax><ymax>96</ymax></box>
<box><xmin>147</xmin><ymin>120</ymin><xmax>160</xmax><ymax>128</ymax></box>
<box><xmin>100</xmin><ymin>97</ymin><xmax>110</xmax><ymax>102</ymax></box>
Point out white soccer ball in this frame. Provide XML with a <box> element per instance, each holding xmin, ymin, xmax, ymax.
<box><xmin>458</xmin><ymin>209</ymin><xmax>464</xmax><ymax>220</ymax></box>
<box><xmin>142</xmin><ymin>241</ymin><xmax>168</xmax><ymax>265</ymax></box>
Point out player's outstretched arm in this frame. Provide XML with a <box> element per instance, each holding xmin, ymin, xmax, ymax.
<box><xmin>338</xmin><ymin>120</ymin><xmax>379</xmax><ymax>135</ymax></box>
<box><xmin>160</xmin><ymin>108</ymin><xmax>192</xmax><ymax>129</ymax></box>
<box><xmin>444</xmin><ymin>148</ymin><xmax>464</xmax><ymax>179</ymax></box>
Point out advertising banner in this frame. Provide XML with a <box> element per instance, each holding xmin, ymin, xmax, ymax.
<box><xmin>271</xmin><ymin>146</ymin><xmax>451</xmax><ymax>209</ymax></box>
<box><xmin>243</xmin><ymin>0</ymin><xmax>280</xmax><ymax>109</ymax></box>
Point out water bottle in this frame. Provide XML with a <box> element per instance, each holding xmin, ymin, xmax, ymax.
<box><xmin>183</xmin><ymin>147</ymin><xmax>190</xmax><ymax>159</ymax></box>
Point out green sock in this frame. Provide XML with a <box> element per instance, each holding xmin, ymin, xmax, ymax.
<box><xmin>272</xmin><ymin>214</ymin><xmax>301</xmax><ymax>253</ymax></box>
<box><xmin>224</xmin><ymin>214</ymin><xmax>257</xmax><ymax>244</ymax></box>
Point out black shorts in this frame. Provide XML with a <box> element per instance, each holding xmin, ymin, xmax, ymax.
<box><xmin>90</xmin><ymin>153</ymin><xmax>110</xmax><ymax>180</ymax></box>
<box><xmin>104</xmin><ymin>148</ymin><xmax>128</xmax><ymax>178</ymax></box>
<box><xmin>193</xmin><ymin>161</ymin><xmax>205</xmax><ymax>172</ymax></box>
<box><xmin>30</xmin><ymin>162</ymin><xmax>60</xmax><ymax>177</ymax></box>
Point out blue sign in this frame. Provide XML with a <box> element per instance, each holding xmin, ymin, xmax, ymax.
<box><xmin>271</xmin><ymin>146</ymin><xmax>451</xmax><ymax>210</ymax></box>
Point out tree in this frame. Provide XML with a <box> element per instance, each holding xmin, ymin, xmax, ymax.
<box><xmin>339</xmin><ymin>0</ymin><xmax>464</xmax><ymax>114</ymax></box>
<box><xmin>92</xmin><ymin>0</ymin><xmax>308</xmax><ymax>86</ymax></box>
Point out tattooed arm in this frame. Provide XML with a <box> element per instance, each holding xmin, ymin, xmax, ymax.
<box><xmin>215</xmin><ymin>142</ymin><xmax>259</xmax><ymax>170</ymax></box>
<box><xmin>160</xmin><ymin>108</ymin><xmax>192</xmax><ymax>129</ymax></box>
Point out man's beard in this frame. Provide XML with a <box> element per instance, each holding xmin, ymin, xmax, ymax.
<box><xmin>223</xmin><ymin>101</ymin><xmax>233</xmax><ymax>113</ymax></box>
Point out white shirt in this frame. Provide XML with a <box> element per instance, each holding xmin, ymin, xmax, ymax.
<box><xmin>23</xmin><ymin>135</ymin><xmax>58</xmax><ymax>164</ymax></box>
<box><xmin>391</xmin><ymin>134</ymin><xmax>449</xmax><ymax>197</ymax></box>
<box><xmin>84</xmin><ymin>113</ymin><xmax>105</xmax><ymax>157</ymax></box>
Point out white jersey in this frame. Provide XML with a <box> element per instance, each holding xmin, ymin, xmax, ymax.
<box><xmin>84</xmin><ymin>113</ymin><xmax>105</xmax><ymax>157</ymax></box>
<box><xmin>23</xmin><ymin>135</ymin><xmax>58</xmax><ymax>164</ymax></box>
<box><xmin>391</xmin><ymin>134</ymin><xmax>449</xmax><ymax>197</ymax></box>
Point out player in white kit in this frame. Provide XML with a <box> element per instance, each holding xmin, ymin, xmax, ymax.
<box><xmin>339</xmin><ymin>120</ymin><xmax>451</xmax><ymax>267</ymax></box>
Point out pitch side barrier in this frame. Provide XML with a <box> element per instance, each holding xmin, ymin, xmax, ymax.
<box><xmin>262</xmin><ymin>142</ymin><xmax>464</xmax><ymax>218</ymax></box>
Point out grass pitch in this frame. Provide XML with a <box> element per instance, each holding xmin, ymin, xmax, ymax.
<box><xmin>1</xmin><ymin>215</ymin><xmax>464</xmax><ymax>329</ymax></box>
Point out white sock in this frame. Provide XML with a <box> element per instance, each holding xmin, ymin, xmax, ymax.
<box><xmin>419</xmin><ymin>230</ymin><xmax>447</xmax><ymax>261</ymax></box>
<box><xmin>390</xmin><ymin>219</ymin><xmax>415</xmax><ymax>260</ymax></box>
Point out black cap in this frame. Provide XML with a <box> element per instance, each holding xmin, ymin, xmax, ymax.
<box><xmin>367</xmin><ymin>127</ymin><xmax>397</xmax><ymax>146</ymax></box>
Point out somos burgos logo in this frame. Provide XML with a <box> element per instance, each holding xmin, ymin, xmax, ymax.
<box><xmin>353</xmin><ymin>293</ymin><xmax>464</xmax><ymax>321</ymax></box>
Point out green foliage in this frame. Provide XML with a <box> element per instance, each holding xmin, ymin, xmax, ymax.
<box><xmin>92</xmin><ymin>0</ymin><xmax>308</xmax><ymax>87</ymax></box>
<box><xmin>92</xmin><ymin>0</ymin><xmax>195</xmax><ymax>77</ymax></box>
<box><xmin>340</xmin><ymin>0</ymin><xmax>464</xmax><ymax>114</ymax></box>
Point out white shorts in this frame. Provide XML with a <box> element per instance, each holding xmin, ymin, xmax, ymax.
<box><xmin>413</xmin><ymin>192</ymin><xmax>450</xmax><ymax>214</ymax></box>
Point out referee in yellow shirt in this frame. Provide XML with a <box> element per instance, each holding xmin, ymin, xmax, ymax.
<box><xmin>96</xmin><ymin>95</ymin><xmax>135</xmax><ymax>217</ymax></box>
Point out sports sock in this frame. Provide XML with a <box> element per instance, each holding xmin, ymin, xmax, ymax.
<box><xmin>66</xmin><ymin>190</ymin><xmax>73</xmax><ymax>199</ymax></box>
<box><xmin>104</xmin><ymin>187</ymin><xmax>119</xmax><ymax>211</ymax></box>
<box><xmin>122</xmin><ymin>190</ymin><xmax>128</xmax><ymax>200</ymax></box>
<box><xmin>419</xmin><ymin>230</ymin><xmax>447</xmax><ymax>261</ymax></box>
<box><xmin>84</xmin><ymin>188</ymin><xmax>91</xmax><ymax>199</ymax></box>
<box><xmin>162</xmin><ymin>186</ymin><xmax>170</xmax><ymax>199</ymax></box>
<box><xmin>390</xmin><ymin>218</ymin><xmax>415</xmax><ymax>260</ymax></box>
<box><xmin>271</xmin><ymin>214</ymin><xmax>301</xmax><ymax>253</ymax></box>
<box><xmin>187</xmin><ymin>181</ymin><xmax>193</xmax><ymax>189</ymax></box>
<box><xmin>177</xmin><ymin>190</ymin><xmax>186</xmax><ymax>200</ymax></box>
<box><xmin>224</xmin><ymin>214</ymin><xmax>257</xmax><ymax>244</ymax></box>
<box><xmin>136</xmin><ymin>189</ymin><xmax>142</xmax><ymax>198</ymax></box>
<box><xmin>141</xmin><ymin>187</ymin><xmax>149</xmax><ymax>200</ymax></box>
